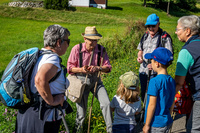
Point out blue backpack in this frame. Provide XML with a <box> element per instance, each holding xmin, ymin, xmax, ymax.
<box><xmin>0</xmin><ymin>47</ymin><xmax>61</xmax><ymax>109</ymax></box>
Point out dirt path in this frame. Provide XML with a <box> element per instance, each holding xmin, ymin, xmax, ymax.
<box><xmin>135</xmin><ymin>114</ymin><xmax>187</xmax><ymax>133</ymax></box>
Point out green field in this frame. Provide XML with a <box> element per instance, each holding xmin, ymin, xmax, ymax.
<box><xmin>0</xmin><ymin>0</ymin><xmax>200</xmax><ymax>132</ymax></box>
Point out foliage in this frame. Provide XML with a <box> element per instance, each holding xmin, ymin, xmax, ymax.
<box><xmin>142</xmin><ymin>0</ymin><xmax>197</xmax><ymax>11</ymax></box>
<box><xmin>101</xmin><ymin>20</ymin><xmax>146</xmax><ymax>60</ymax></box>
<box><xmin>0</xmin><ymin>102</ymin><xmax>17</xmax><ymax>133</ymax></box>
<box><xmin>44</xmin><ymin>0</ymin><xmax>69</xmax><ymax>10</ymax></box>
<box><xmin>175</xmin><ymin>0</ymin><xmax>197</xmax><ymax>10</ymax></box>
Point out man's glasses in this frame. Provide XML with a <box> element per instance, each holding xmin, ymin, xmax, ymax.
<box><xmin>147</xmin><ymin>25</ymin><xmax>156</xmax><ymax>28</ymax></box>
<box><xmin>87</xmin><ymin>38</ymin><xmax>97</xmax><ymax>42</ymax></box>
<box><xmin>175</xmin><ymin>28</ymin><xmax>183</xmax><ymax>32</ymax></box>
<box><xmin>62</xmin><ymin>39</ymin><xmax>70</xmax><ymax>45</ymax></box>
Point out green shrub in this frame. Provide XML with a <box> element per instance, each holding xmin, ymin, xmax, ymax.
<box><xmin>175</xmin><ymin>0</ymin><xmax>197</xmax><ymax>10</ymax></box>
<box><xmin>44</xmin><ymin>0</ymin><xmax>69</xmax><ymax>10</ymax></box>
<box><xmin>101</xmin><ymin>20</ymin><xmax>146</xmax><ymax>60</ymax></box>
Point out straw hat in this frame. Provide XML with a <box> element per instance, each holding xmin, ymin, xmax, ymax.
<box><xmin>81</xmin><ymin>26</ymin><xmax>102</xmax><ymax>40</ymax></box>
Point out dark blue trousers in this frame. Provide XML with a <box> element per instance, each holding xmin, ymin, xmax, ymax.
<box><xmin>113</xmin><ymin>124</ymin><xmax>135</xmax><ymax>133</ymax></box>
<box><xmin>139</xmin><ymin>72</ymin><xmax>156</xmax><ymax>102</ymax></box>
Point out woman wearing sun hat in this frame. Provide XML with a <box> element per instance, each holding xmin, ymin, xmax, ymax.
<box><xmin>67</xmin><ymin>26</ymin><xmax>112</xmax><ymax>133</ymax></box>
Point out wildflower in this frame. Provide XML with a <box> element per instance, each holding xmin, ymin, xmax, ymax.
<box><xmin>93</xmin><ymin>116</ymin><xmax>97</xmax><ymax>119</ymax></box>
<box><xmin>5</xmin><ymin>108</ymin><xmax>8</xmax><ymax>113</ymax></box>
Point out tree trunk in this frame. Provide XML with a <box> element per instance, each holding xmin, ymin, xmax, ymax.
<box><xmin>167</xmin><ymin>0</ymin><xmax>170</xmax><ymax>15</ymax></box>
<box><xmin>143</xmin><ymin>0</ymin><xmax>146</xmax><ymax>7</ymax></box>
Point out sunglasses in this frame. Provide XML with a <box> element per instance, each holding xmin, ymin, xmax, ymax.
<box><xmin>62</xmin><ymin>39</ymin><xmax>70</xmax><ymax>45</ymax></box>
<box><xmin>147</xmin><ymin>25</ymin><xmax>156</xmax><ymax>28</ymax></box>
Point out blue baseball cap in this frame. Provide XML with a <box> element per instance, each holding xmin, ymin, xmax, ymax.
<box><xmin>145</xmin><ymin>13</ymin><xmax>159</xmax><ymax>26</ymax></box>
<box><xmin>144</xmin><ymin>47</ymin><xmax>173</xmax><ymax>65</ymax></box>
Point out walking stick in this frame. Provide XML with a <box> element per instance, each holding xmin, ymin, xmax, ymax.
<box><xmin>87</xmin><ymin>48</ymin><xmax>106</xmax><ymax>133</ymax></box>
<box><xmin>58</xmin><ymin>105</ymin><xmax>70</xmax><ymax>133</ymax></box>
<box><xmin>140</xmin><ymin>59</ymin><xmax>152</xmax><ymax>124</ymax></box>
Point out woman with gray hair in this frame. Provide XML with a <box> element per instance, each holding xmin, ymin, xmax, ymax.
<box><xmin>175</xmin><ymin>15</ymin><xmax>200</xmax><ymax>132</ymax></box>
<box><xmin>15</xmin><ymin>24</ymin><xmax>70</xmax><ymax>133</ymax></box>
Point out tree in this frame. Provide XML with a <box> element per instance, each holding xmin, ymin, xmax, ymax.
<box><xmin>144</xmin><ymin>0</ymin><xmax>197</xmax><ymax>12</ymax></box>
<box><xmin>143</xmin><ymin>0</ymin><xmax>146</xmax><ymax>7</ymax></box>
<box><xmin>44</xmin><ymin>0</ymin><xmax>69</xmax><ymax>10</ymax></box>
<box><xmin>167</xmin><ymin>0</ymin><xmax>170</xmax><ymax>15</ymax></box>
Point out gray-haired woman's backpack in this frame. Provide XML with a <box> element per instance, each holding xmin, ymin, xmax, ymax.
<box><xmin>0</xmin><ymin>47</ymin><xmax>60</xmax><ymax>109</ymax></box>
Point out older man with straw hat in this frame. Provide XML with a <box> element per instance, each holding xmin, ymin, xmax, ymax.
<box><xmin>67</xmin><ymin>26</ymin><xmax>112</xmax><ymax>133</ymax></box>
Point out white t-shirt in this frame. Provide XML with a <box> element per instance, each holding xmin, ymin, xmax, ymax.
<box><xmin>30</xmin><ymin>48</ymin><xmax>66</xmax><ymax>121</ymax></box>
<box><xmin>110</xmin><ymin>95</ymin><xmax>142</xmax><ymax>125</ymax></box>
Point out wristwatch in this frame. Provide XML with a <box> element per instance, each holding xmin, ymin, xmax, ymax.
<box><xmin>99</xmin><ymin>67</ymin><xmax>102</xmax><ymax>71</ymax></box>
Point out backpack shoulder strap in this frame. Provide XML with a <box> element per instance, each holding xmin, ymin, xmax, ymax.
<box><xmin>160</xmin><ymin>31</ymin><xmax>168</xmax><ymax>48</ymax></box>
<box><xmin>97</xmin><ymin>44</ymin><xmax>101</xmax><ymax>66</ymax></box>
<box><xmin>79</xmin><ymin>43</ymin><xmax>83</xmax><ymax>68</ymax></box>
<box><xmin>39</xmin><ymin>49</ymin><xmax>54</xmax><ymax>56</ymax></box>
<box><xmin>160</xmin><ymin>31</ymin><xmax>174</xmax><ymax>54</ymax></box>
<box><xmin>155</xmin><ymin>28</ymin><xmax>163</xmax><ymax>48</ymax></box>
<box><xmin>140</xmin><ymin>31</ymin><xmax>149</xmax><ymax>51</ymax></box>
<box><xmin>78</xmin><ymin>44</ymin><xmax>102</xmax><ymax>67</ymax></box>
<box><xmin>39</xmin><ymin>49</ymin><xmax>66</xmax><ymax>83</ymax></box>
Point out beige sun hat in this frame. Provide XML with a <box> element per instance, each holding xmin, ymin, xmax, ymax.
<box><xmin>81</xmin><ymin>26</ymin><xmax>102</xmax><ymax>40</ymax></box>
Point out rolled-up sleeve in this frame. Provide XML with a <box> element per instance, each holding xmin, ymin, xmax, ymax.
<box><xmin>102</xmin><ymin>50</ymin><xmax>112</xmax><ymax>73</ymax></box>
<box><xmin>137</xmin><ymin>42</ymin><xmax>142</xmax><ymax>51</ymax></box>
<box><xmin>67</xmin><ymin>45</ymin><xmax>79</xmax><ymax>74</ymax></box>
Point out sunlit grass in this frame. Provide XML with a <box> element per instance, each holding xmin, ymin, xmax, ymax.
<box><xmin>0</xmin><ymin>0</ymin><xmax>198</xmax><ymax>132</ymax></box>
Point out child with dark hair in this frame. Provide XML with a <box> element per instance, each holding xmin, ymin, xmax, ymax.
<box><xmin>110</xmin><ymin>71</ymin><xmax>142</xmax><ymax>133</ymax></box>
<box><xmin>143</xmin><ymin>47</ymin><xmax>175</xmax><ymax>133</ymax></box>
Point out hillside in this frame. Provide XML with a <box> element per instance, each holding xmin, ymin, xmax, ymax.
<box><xmin>0</xmin><ymin>0</ymin><xmax>197</xmax><ymax>73</ymax></box>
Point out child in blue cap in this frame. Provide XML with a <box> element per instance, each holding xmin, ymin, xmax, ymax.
<box><xmin>143</xmin><ymin>47</ymin><xmax>176</xmax><ymax>133</ymax></box>
<box><xmin>110</xmin><ymin>71</ymin><xmax>142</xmax><ymax>133</ymax></box>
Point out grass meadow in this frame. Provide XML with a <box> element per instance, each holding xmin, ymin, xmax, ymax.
<box><xmin>0</xmin><ymin>0</ymin><xmax>200</xmax><ymax>132</ymax></box>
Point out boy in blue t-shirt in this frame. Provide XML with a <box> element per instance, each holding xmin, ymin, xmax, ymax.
<box><xmin>143</xmin><ymin>47</ymin><xmax>176</xmax><ymax>133</ymax></box>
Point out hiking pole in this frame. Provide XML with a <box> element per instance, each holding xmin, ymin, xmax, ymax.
<box><xmin>140</xmin><ymin>59</ymin><xmax>152</xmax><ymax>124</ymax></box>
<box><xmin>87</xmin><ymin>48</ymin><xmax>106</xmax><ymax>133</ymax></box>
<box><xmin>58</xmin><ymin>105</ymin><xmax>70</xmax><ymax>133</ymax></box>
